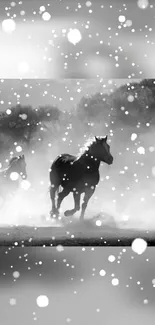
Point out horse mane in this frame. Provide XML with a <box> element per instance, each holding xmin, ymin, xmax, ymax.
<box><xmin>8</xmin><ymin>156</ymin><xmax>18</xmax><ymax>166</ymax></box>
<box><xmin>76</xmin><ymin>135</ymin><xmax>107</xmax><ymax>160</ymax></box>
<box><xmin>0</xmin><ymin>157</ymin><xmax>18</xmax><ymax>176</ymax></box>
<box><xmin>0</xmin><ymin>155</ymin><xmax>23</xmax><ymax>174</ymax></box>
<box><xmin>8</xmin><ymin>155</ymin><xmax>24</xmax><ymax>167</ymax></box>
<box><xmin>77</xmin><ymin>136</ymin><xmax>96</xmax><ymax>158</ymax></box>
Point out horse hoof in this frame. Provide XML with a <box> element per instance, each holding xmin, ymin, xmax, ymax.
<box><xmin>50</xmin><ymin>211</ymin><xmax>58</xmax><ymax>219</ymax></box>
<box><xmin>64</xmin><ymin>210</ymin><xmax>72</xmax><ymax>217</ymax></box>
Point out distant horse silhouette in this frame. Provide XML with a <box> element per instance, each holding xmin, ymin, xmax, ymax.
<box><xmin>0</xmin><ymin>154</ymin><xmax>27</xmax><ymax>208</ymax></box>
<box><xmin>49</xmin><ymin>135</ymin><xmax>113</xmax><ymax>220</ymax></box>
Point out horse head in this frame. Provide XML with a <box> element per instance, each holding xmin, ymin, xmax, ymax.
<box><xmin>93</xmin><ymin>135</ymin><xmax>113</xmax><ymax>165</ymax></box>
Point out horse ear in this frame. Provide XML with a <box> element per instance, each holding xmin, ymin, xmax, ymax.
<box><xmin>95</xmin><ymin>136</ymin><xmax>99</xmax><ymax>142</ymax></box>
<box><xmin>104</xmin><ymin>135</ymin><xmax>108</xmax><ymax>141</ymax></box>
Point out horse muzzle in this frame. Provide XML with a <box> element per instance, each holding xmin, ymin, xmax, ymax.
<box><xmin>108</xmin><ymin>156</ymin><xmax>113</xmax><ymax>165</ymax></box>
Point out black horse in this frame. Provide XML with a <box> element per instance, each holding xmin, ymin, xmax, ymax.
<box><xmin>49</xmin><ymin>135</ymin><xmax>113</xmax><ymax>220</ymax></box>
<box><xmin>0</xmin><ymin>154</ymin><xmax>27</xmax><ymax>208</ymax></box>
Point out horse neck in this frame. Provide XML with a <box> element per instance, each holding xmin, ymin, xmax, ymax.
<box><xmin>78</xmin><ymin>150</ymin><xmax>100</xmax><ymax>170</ymax></box>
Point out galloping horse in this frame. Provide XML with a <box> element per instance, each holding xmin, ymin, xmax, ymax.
<box><xmin>0</xmin><ymin>154</ymin><xmax>27</xmax><ymax>208</ymax></box>
<box><xmin>49</xmin><ymin>135</ymin><xmax>113</xmax><ymax>220</ymax></box>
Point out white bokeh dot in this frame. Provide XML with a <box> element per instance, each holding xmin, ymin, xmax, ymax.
<box><xmin>13</xmin><ymin>271</ymin><xmax>20</xmax><ymax>279</ymax></box>
<box><xmin>99</xmin><ymin>269</ymin><xmax>106</xmax><ymax>276</ymax></box>
<box><xmin>16</xmin><ymin>146</ymin><xmax>22</xmax><ymax>153</ymax></box>
<box><xmin>131</xmin><ymin>133</ymin><xmax>137</xmax><ymax>141</ymax></box>
<box><xmin>137</xmin><ymin>147</ymin><xmax>145</xmax><ymax>155</ymax></box>
<box><xmin>137</xmin><ymin>0</ymin><xmax>149</xmax><ymax>9</ymax></box>
<box><xmin>56</xmin><ymin>245</ymin><xmax>64</xmax><ymax>252</ymax></box>
<box><xmin>127</xmin><ymin>95</ymin><xmax>134</xmax><ymax>102</ymax></box>
<box><xmin>19</xmin><ymin>113</ymin><xmax>27</xmax><ymax>120</ymax></box>
<box><xmin>96</xmin><ymin>220</ymin><xmax>102</xmax><ymax>226</ymax></box>
<box><xmin>40</xmin><ymin>6</ymin><xmax>46</xmax><ymax>12</ymax></box>
<box><xmin>112</xmin><ymin>278</ymin><xmax>119</xmax><ymax>286</ymax></box>
<box><xmin>131</xmin><ymin>238</ymin><xmax>147</xmax><ymax>255</ymax></box>
<box><xmin>125</xmin><ymin>20</ymin><xmax>132</xmax><ymax>27</ymax></box>
<box><xmin>67</xmin><ymin>29</ymin><xmax>82</xmax><ymax>45</ymax></box>
<box><xmin>6</xmin><ymin>109</ymin><xmax>12</xmax><ymax>115</ymax></box>
<box><xmin>108</xmin><ymin>255</ymin><xmax>116</xmax><ymax>262</ymax></box>
<box><xmin>21</xmin><ymin>180</ymin><xmax>31</xmax><ymax>190</ymax></box>
<box><xmin>86</xmin><ymin>1</ymin><xmax>92</xmax><ymax>7</ymax></box>
<box><xmin>118</xmin><ymin>15</ymin><xmax>126</xmax><ymax>23</ymax></box>
<box><xmin>149</xmin><ymin>146</ymin><xmax>155</xmax><ymax>153</ymax></box>
<box><xmin>11</xmin><ymin>2</ymin><xmax>16</xmax><ymax>7</ymax></box>
<box><xmin>10</xmin><ymin>172</ymin><xmax>19</xmax><ymax>181</ymax></box>
<box><xmin>143</xmin><ymin>299</ymin><xmax>149</xmax><ymax>304</ymax></box>
<box><xmin>42</xmin><ymin>12</ymin><xmax>51</xmax><ymax>21</ymax></box>
<box><xmin>2</xmin><ymin>19</ymin><xmax>16</xmax><ymax>33</ymax></box>
<box><xmin>36</xmin><ymin>295</ymin><xmax>49</xmax><ymax>307</ymax></box>
<box><xmin>10</xmin><ymin>298</ymin><xmax>16</xmax><ymax>306</ymax></box>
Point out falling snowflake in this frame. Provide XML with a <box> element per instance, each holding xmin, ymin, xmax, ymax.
<box><xmin>67</xmin><ymin>29</ymin><xmax>82</xmax><ymax>45</ymax></box>
<box><xmin>131</xmin><ymin>238</ymin><xmax>147</xmax><ymax>255</ymax></box>
<box><xmin>13</xmin><ymin>271</ymin><xmax>20</xmax><ymax>279</ymax></box>
<box><xmin>125</xmin><ymin>20</ymin><xmax>132</xmax><ymax>27</ymax></box>
<box><xmin>36</xmin><ymin>295</ymin><xmax>49</xmax><ymax>307</ymax></box>
<box><xmin>127</xmin><ymin>95</ymin><xmax>135</xmax><ymax>102</ymax></box>
<box><xmin>137</xmin><ymin>147</ymin><xmax>145</xmax><ymax>154</ymax></box>
<box><xmin>111</xmin><ymin>278</ymin><xmax>119</xmax><ymax>286</ymax></box>
<box><xmin>137</xmin><ymin>0</ymin><xmax>149</xmax><ymax>9</ymax></box>
<box><xmin>96</xmin><ymin>220</ymin><xmax>102</xmax><ymax>226</ymax></box>
<box><xmin>131</xmin><ymin>133</ymin><xmax>137</xmax><ymax>141</ymax></box>
<box><xmin>2</xmin><ymin>19</ymin><xmax>16</xmax><ymax>33</ymax></box>
<box><xmin>86</xmin><ymin>1</ymin><xmax>92</xmax><ymax>7</ymax></box>
<box><xmin>42</xmin><ymin>12</ymin><xmax>51</xmax><ymax>21</ymax></box>
<box><xmin>40</xmin><ymin>6</ymin><xmax>46</xmax><ymax>12</ymax></box>
<box><xmin>108</xmin><ymin>255</ymin><xmax>116</xmax><ymax>262</ymax></box>
<box><xmin>56</xmin><ymin>245</ymin><xmax>64</xmax><ymax>252</ymax></box>
<box><xmin>16</xmin><ymin>146</ymin><xmax>22</xmax><ymax>153</ymax></box>
<box><xmin>21</xmin><ymin>180</ymin><xmax>31</xmax><ymax>190</ymax></box>
<box><xmin>99</xmin><ymin>269</ymin><xmax>106</xmax><ymax>276</ymax></box>
<box><xmin>10</xmin><ymin>172</ymin><xmax>19</xmax><ymax>181</ymax></box>
<box><xmin>118</xmin><ymin>15</ymin><xmax>126</xmax><ymax>23</ymax></box>
<box><xmin>6</xmin><ymin>109</ymin><xmax>12</xmax><ymax>115</ymax></box>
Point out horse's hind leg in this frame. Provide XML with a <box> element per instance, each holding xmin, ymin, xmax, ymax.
<box><xmin>57</xmin><ymin>188</ymin><xmax>70</xmax><ymax>215</ymax></box>
<box><xmin>64</xmin><ymin>191</ymin><xmax>81</xmax><ymax>217</ymax></box>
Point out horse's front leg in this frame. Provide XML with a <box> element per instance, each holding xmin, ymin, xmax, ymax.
<box><xmin>56</xmin><ymin>188</ymin><xmax>70</xmax><ymax>217</ymax></box>
<box><xmin>80</xmin><ymin>187</ymin><xmax>95</xmax><ymax>220</ymax></box>
<box><xmin>64</xmin><ymin>191</ymin><xmax>81</xmax><ymax>216</ymax></box>
<box><xmin>49</xmin><ymin>185</ymin><xmax>58</xmax><ymax>218</ymax></box>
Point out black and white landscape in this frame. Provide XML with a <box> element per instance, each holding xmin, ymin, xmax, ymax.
<box><xmin>0</xmin><ymin>78</ymin><xmax>155</xmax><ymax>245</ymax></box>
